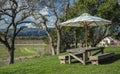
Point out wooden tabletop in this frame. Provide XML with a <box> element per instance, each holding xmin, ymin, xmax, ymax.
<box><xmin>67</xmin><ymin>47</ymin><xmax>105</xmax><ymax>53</ymax></box>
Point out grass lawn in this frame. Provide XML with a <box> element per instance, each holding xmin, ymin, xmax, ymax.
<box><xmin>0</xmin><ymin>46</ymin><xmax>120</xmax><ymax>74</ymax></box>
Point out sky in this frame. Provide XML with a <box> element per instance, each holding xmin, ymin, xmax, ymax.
<box><xmin>0</xmin><ymin>7</ymin><xmax>47</xmax><ymax>29</ymax></box>
<box><xmin>0</xmin><ymin>0</ymin><xmax>75</xmax><ymax>29</ymax></box>
<box><xmin>0</xmin><ymin>5</ymin><xmax>57</xmax><ymax>29</ymax></box>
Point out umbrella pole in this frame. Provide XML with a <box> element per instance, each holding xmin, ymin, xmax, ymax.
<box><xmin>85</xmin><ymin>34</ymin><xmax>87</xmax><ymax>48</ymax></box>
<box><xmin>84</xmin><ymin>24</ymin><xmax>88</xmax><ymax>48</ymax></box>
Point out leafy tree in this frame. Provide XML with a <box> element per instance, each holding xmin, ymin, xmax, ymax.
<box><xmin>62</xmin><ymin>0</ymin><xmax>120</xmax><ymax>47</ymax></box>
<box><xmin>97</xmin><ymin>0</ymin><xmax>120</xmax><ymax>40</ymax></box>
<box><xmin>0</xmin><ymin>0</ymin><xmax>34</xmax><ymax>64</ymax></box>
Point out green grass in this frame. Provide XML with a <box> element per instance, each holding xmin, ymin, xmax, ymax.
<box><xmin>0</xmin><ymin>46</ymin><xmax>120</xmax><ymax>74</ymax></box>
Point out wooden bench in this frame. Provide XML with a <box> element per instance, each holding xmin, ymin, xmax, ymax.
<box><xmin>89</xmin><ymin>52</ymin><xmax>115</xmax><ymax>65</ymax></box>
<box><xmin>58</xmin><ymin>55</ymin><xmax>68</xmax><ymax>64</ymax></box>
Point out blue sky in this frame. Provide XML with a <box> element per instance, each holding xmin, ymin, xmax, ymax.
<box><xmin>0</xmin><ymin>0</ymin><xmax>75</xmax><ymax>29</ymax></box>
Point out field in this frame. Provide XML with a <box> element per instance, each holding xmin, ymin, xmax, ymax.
<box><xmin>0</xmin><ymin>44</ymin><xmax>47</xmax><ymax>59</ymax></box>
<box><xmin>0</xmin><ymin>39</ymin><xmax>47</xmax><ymax>59</ymax></box>
<box><xmin>0</xmin><ymin>46</ymin><xmax>120</xmax><ymax>74</ymax></box>
<box><xmin>0</xmin><ymin>44</ymin><xmax>47</xmax><ymax>66</ymax></box>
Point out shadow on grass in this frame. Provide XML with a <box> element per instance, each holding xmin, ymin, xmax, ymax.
<box><xmin>100</xmin><ymin>54</ymin><xmax>120</xmax><ymax>65</ymax></box>
<box><xmin>68</xmin><ymin>54</ymin><xmax>120</xmax><ymax>65</ymax></box>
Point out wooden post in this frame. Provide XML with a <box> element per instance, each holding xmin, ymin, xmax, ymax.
<box><xmin>88</xmin><ymin>51</ymin><xmax>91</xmax><ymax>56</ymax></box>
<box><xmin>83</xmin><ymin>51</ymin><xmax>87</xmax><ymax>65</ymax></box>
<box><xmin>68</xmin><ymin>54</ymin><xmax>71</xmax><ymax>64</ymax></box>
<box><xmin>101</xmin><ymin>48</ymin><xmax>104</xmax><ymax>54</ymax></box>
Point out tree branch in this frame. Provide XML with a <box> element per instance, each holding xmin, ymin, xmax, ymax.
<box><xmin>0</xmin><ymin>10</ymin><xmax>12</xmax><ymax>17</ymax></box>
<box><xmin>15</xmin><ymin>26</ymin><xmax>27</xmax><ymax>37</ymax></box>
<box><xmin>16</xmin><ymin>11</ymin><xmax>32</xmax><ymax>25</ymax></box>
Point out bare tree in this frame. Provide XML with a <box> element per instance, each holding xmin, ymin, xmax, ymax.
<box><xmin>33</xmin><ymin>9</ymin><xmax>56</xmax><ymax>55</ymax></box>
<box><xmin>33</xmin><ymin>0</ymin><xmax>69</xmax><ymax>55</ymax></box>
<box><xmin>48</xmin><ymin>0</ymin><xmax>61</xmax><ymax>54</ymax></box>
<box><xmin>0</xmin><ymin>0</ymin><xmax>34</xmax><ymax>64</ymax></box>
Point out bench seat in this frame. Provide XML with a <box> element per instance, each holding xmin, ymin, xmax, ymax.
<box><xmin>58</xmin><ymin>55</ymin><xmax>68</xmax><ymax>64</ymax></box>
<box><xmin>89</xmin><ymin>52</ymin><xmax>115</xmax><ymax>65</ymax></box>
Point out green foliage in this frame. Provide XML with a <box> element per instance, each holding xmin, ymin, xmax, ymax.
<box><xmin>61</xmin><ymin>0</ymin><xmax>120</xmax><ymax>47</ymax></box>
<box><xmin>71</xmin><ymin>0</ymin><xmax>120</xmax><ymax>25</ymax></box>
<box><xmin>97</xmin><ymin>0</ymin><xmax>120</xmax><ymax>20</ymax></box>
<box><xmin>97</xmin><ymin>0</ymin><xmax>120</xmax><ymax>40</ymax></box>
<box><xmin>61</xmin><ymin>27</ymin><xmax>85</xmax><ymax>49</ymax></box>
<box><xmin>0</xmin><ymin>47</ymin><xmax>120</xmax><ymax>74</ymax></box>
<box><xmin>41</xmin><ymin>36</ymin><xmax>49</xmax><ymax>44</ymax></box>
<box><xmin>61</xmin><ymin>29</ymin><xmax>75</xmax><ymax>49</ymax></box>
<box><xmin>74</xmin><ymin>0</ymin><xmax>98</xmax><ymax>15</ymax></box>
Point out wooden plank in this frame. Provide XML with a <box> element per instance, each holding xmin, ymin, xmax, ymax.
<box><xmin>58</xmin><ymin>55</ymin><xmax>68</xmax><ymax>64</ymax></box>
<box><xmin>69</xmin><ymin>53</ymin><xmax>84</xmax><ymax>64</ymax></box>
<box><xmin>58</xmin><ymin>55</ymin><xmax>68</xmax><ymax>60</ymax></box>
<box><xmin>91</xmin><ymin>60</ymin><xmax>99</xmax><ymax>65</ymax></box>
<box><xmin>83</xmin><ymin>52</ymin><xmax>88</xmax><ymax>65</ymax></box>
<box><xmin>89</xmin><ymin>56</ymin><xmax>98</xmax><ymax>60</ymax></box>
<box><xmin>84</xmin><ymin>47</ymin><xmax>104</xmax><ymax>51</ymax></box>
<box><xmin>67</xmin><ymin>47</ymin><xmax>104</xmax><ymax>53</ymax></box>
<box><xmin>67</xmin><ymin>48</ymin><xmax>81</xmax><ymax>53</ymax></box>
<box><xmin>88</xmin><ymin>51</ymin><xmax>91</xmax><ymax>56</ymax></box>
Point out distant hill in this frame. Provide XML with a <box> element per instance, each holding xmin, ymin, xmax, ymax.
<box><xmin>0</xmin><ymin>28</ymin><xmax>47</xmax><ymax>37</ymax></box>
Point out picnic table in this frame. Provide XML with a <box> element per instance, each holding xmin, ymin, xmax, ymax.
<box><xmin>66</xmin><ymin>47</ymin><xmax>105</xmax><ymax>65</ymax></box>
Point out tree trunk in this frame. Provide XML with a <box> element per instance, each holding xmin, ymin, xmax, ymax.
<box><xmin>56</xmin><ymin>29</ymin><xmax>61</xmax><ymax>54</ymax></box>
<box><xmin>44</xmin><ymin>26</ymin><xmax>56</xmax><ymax>55</ymax></box>
<box><xmin>8</xmin><ymin>48</ymin><xmax>15</xmax><ymax>64</ymax></box>
<box><xmin>75</xmin><ymin>41</ymin><xmax>78</xmax><ymax>48</ymax></box>
<box><xmin>74</xmin><ymin>31</ymin><xmax>78</xmax><ymax>48</ymax></box>
<box><xmin>49</xmin><ymin>36</ymin><xmax>56</xmax><ymax>55</ymax></box>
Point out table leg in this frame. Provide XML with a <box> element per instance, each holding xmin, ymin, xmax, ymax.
<box><xmin>88</xmin><ymin>51</ymin><xmax>91</xmax><ymax>56</ymax></box>
<box><xmin>101</xmin><ymin>49</ymin><xmax>104</xmax><ymax>54</ymax></box>
<box><xmin>83</xmin><ymin>52</ymin><xmax>87</xmax><ymax>65</ymax></box>
<box><xmin>68</xmin><ymin>54</ymin><xmax>71</xmax><ymax>64</ymax></box>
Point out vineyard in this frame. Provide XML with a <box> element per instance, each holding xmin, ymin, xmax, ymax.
<box><xmin>0</xmin><ymin>38</ymin><xmax>49</xmax><ymax>66</ymax></box>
